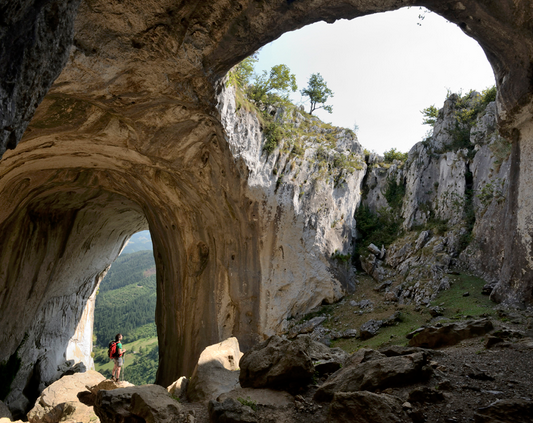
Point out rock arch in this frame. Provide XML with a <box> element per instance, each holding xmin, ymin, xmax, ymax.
<box><xmin>1</xmin><ymin>0</ymin><xmax>533</xmax><ymax>411</ymax></box>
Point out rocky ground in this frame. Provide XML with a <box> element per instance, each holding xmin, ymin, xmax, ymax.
<box><xmin>3</xmin><ymin>273</ymin><xmax>532</xmax><ymax>423</ymax></box>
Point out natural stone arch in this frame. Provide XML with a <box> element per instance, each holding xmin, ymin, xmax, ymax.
<box><xmin>2</xmin><ymin>0</ymin><xmax>533</xmax><ymax>410</ymax></box>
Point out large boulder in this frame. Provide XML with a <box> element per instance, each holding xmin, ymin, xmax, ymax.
<box><xmin>27</xmin><ymin>370</ymin><xmax>105</xmax><ymax>423</ymax></box>
<box><xmin>239</xmin><ymin>336</ymin><xmax>314</xmax><ymax>390</ymax></box>
<box><xmin>94</xmin><ymin>385</ymin><xmax>181</xmax><ymax>423</ymax></box>
<box><xmin>296</xmin><ymin>335</ymin><xmax>348</xmax><ymax>375</ymax></box>
<box><xmin>359</xmin><ymin>319</ymin><xmax>383</xmax><ymax>340</ymax></box>
<box><xmin>328</xmin><ymin>391</ymin><xmax>409</xmax><ymax>423</ymax></box>
<box><xmin>408</xmin><ymin>319</ymin><xmax>494</xmax><ymax>348</ymax></box>
<box><xmin>473</xmin><ymin>399</ymin><xmax>533</xmax><ymax>423</ymax></box>
<box><xmin>314</xmin><ymin>352</ymin><xmax>432</xmax><ymax>402</ymax></box>
<box><xmin>208</xmin><ymin>397</ymin><xmax>257</xmax><ymax>423</ymax></box>
<box><xmin>187</xmin><ymin>337</ymin><xmax>243</xmax><ymax>402</ymax></box>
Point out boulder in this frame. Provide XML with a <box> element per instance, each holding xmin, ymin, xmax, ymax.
<box><xmin>288</xmin><ymin>316</ymin><xmax>326</xmax><ymax>338</ymax></box>
<box><xmin>314</xmin><ymin>352</ymin><xmax>432</xmax><ymax>402</ymax></box>
<box><xmin>208</xmin><ymin>397</ymin><xmax>257</xmax><ymax>423</ymax></box>
<box><xmin>239</xmin><ymin>335</ymin><xmax>314</xmax><ymax>390</ymax></box>
<box><xmin>0</xmin><ymin>401</ymin><xmax>12</xmax><ymax>420</ymax></box>
<box><xmin>382</xmin><ymin>311</ymin><xmax>402</xmax><ymax>326</ymax></box>
<box><xmin>346</xmin><ymin>348</ymin><xmax>386</xmax><ymax>365</ymax></box>
<box><xmin>218</xmin><ymin>387</ymin><xmax>293</xmax><ymax>408</ymax></box>
<box><xmin>167</xmin><ymin>377</ymin><xmax>188</xmax><ymax>401</ymax></box>
<box><xmin>28</xmin><ymin>401</ymin><xmax>98</xmax><ymax>423</ymax></box>
<box><xmin>474</xmin><ymin>399</ymin><xmax>533</xmax><ymax>423</ymax></box>
<box><xmin>407</xmin><ymin>319</ymin><xmax>494</xmax><ymax>348</ymax></box>
<box><xmin>328</xmin><ymin>391</ymin><xmax>409</xmax><ymax>423</ymax></box>
<box><xmin>187</xmin><ymin>337</ymin><xmax>243</xmax><ymax>402</ymax></box>
<box><xmin>27</xmin><ymin>370</ymin><xmax>105</xmax><ymax>423</ymax></box>
<box><xmin>94</xmin><ymin>385</ymin><xmax>181</xmax><ymax>423</ymax></box>
<box><xmin>359</xmin><ymin>319</ymin><xmax>383</xmax><ymax>340</ymax></box>
<box><xmin>296</xmin><ymin>335</ymin><xmax>348</xmax><ymax>374</ymax></box>
<box><xmin>83</xmin><ymin>379</ymin><xmax>135</xmax><ymax>407</ymax></box>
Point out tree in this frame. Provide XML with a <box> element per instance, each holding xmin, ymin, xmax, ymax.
<box><xmin>383</xmin><ymin>148</ymin><xmax>408</xmax><ymax>163</ymax></box>
<box><xmin>248</xmin><ymin>64</ymin><xmax>298</xmax><ymax>105</ymax></box>
<box><xmin>228</xmin><ymin>54</ymin><xmax>258</xmax><ymax>89</ymax></box>
<box><xmin>301</xmin><ymin>73</ymin><xmax>333</xmax><ymax>115</ymax></box>
<box><xmin>421</xmin><ymin>105</ymin><xmax>438</xmax><ymax>126</ymax></box>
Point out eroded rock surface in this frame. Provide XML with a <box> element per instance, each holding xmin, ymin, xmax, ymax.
<box><xmin>3</xmin><ymin>0</ymin><xmax>533</xmax><ymax>414</ymax></box>
<box><xmin>94</xmin><ymin>385</ymin><xmax>181</xmax><ymax>423</ymax></box>
<box><xmin>187</xmin><ymin>337</ymin><xmax>243</xmax><ymax>403</ymax></box>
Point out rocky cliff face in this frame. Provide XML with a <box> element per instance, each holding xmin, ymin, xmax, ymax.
<box><xmin>219</xmin><ymin>86</ymin><xmax>365</xmax><ymax>333</ymax></box>
<box><xmin>360</xmin><ymin>91</ymin><xmax>514</xmax><ymax>306</ymax></box>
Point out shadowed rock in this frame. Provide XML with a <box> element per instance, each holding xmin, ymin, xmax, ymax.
<box><xmin>474</xmin><ymin>399</ymin><xmax>533</xmax><ymax>423</ymax></box>
<box><xmin>94</xmin><ymin>385</ymin><xmax>181</xmax><ymax>423</ymax></box>
<box><xmin>407</xmin><ymin>319</ymin><xmax>494</xmax><ymax>348</ymax></box>
<box><xmin>239</xmin><ymin>336</ymin><xmax>314</xmax><ymax>390</ymax></box>
<box><xmin>328</xmin><ymin>391</ymin><xmax>409</xmax><ymax>423</ymax></box>
<box><xmin>314</xmin><ymin>352</ymin><xmax>432</xmax><ymax>402</ymax></box>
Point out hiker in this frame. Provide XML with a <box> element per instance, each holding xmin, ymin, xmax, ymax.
<box><xmin>111</xmin><ymin>333</ymin><xmax>126</xmax><ymax>382</ymax></box>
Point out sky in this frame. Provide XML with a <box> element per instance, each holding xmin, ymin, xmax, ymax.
<box><xmin>253</xmin><ymin>7</ymin><xmax>496</xmax><ymax>155</ymax></box>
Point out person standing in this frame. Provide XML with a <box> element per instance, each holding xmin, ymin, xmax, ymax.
<box><xmin>111</xmin><ymin>333</ymin><xmax>126</xmax><ymax>382</ymax></box>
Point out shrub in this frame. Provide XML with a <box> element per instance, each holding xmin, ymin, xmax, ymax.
<box><xmin>383</xmin><ymin>148</ymin><xmax>408</xmax><ymax>163</ymax></box>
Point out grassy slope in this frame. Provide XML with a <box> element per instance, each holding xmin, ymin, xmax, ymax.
<box><xmin>301</xmin><ymin>273</ymin><xmax>494</xmax><ymax>353</ymax></box>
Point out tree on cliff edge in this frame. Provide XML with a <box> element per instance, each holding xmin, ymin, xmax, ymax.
<box><xmin>301</xmin><ymin>73</ymin><xmax>334</xmax><ymax>115</ymax></box>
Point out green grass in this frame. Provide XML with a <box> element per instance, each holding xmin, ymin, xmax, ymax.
<box><xmin>429</xmin><ymin>274</ymin><xmax>495</xmax><ymax>319</ymax></box>
<box><xmin>296</xmin><ymin>272</ymin><xmax>496</xmax><ymax>354</ymax></box>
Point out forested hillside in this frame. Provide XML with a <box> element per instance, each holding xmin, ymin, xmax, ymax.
<box><xmin>120</xmin><ymin>230</ymin><xmax>153</xmax><ymax>255</ymax></box>
<box><xmin>94</xmin><ymin>250</ymin><xmax>157</xmax><ymax>347</ymax></box>
<box><xmin>94</xmin><ymin>248</ymin><xmax>159</xmax><ymax>384</ymax></box>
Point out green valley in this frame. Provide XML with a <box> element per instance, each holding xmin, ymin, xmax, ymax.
<box><xmin>93</xmin><ymin>246</ymin><xmax>159</xmax><ymax>385</ymax></box>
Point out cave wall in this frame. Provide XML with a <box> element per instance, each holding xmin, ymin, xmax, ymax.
<box><xmin>1</xmin><ymin>0</ymin><xmax>533</xmax><ymax>411</ymax></box>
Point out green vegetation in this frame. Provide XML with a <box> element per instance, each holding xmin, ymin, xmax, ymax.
<box><xmin>355</xmin><ymin>205</ymin><xmax>403</xmax><ymax>258</ymax></box>
<box><xmin>382</xmin><ymin>176</ymin><xmax>406</xmax><ymax>210</ymax></box>
<box><xmin>421</xmin><ymin>105</ymin><xmax>439</xmax><ymax>127</ymax></box>
<box><xmin>94</xmin><ymin>248</ymin><xmax>161</xmax><ymax>385</ymax></box>
<box><xmin>295</xmin><ymin>273</ymin><xmax>495</xmax><ymax>353</ymax></box>
<box><xmin>247</xmin><ymin>64</ymin><xmax>298</xmax><ymax>105</ymax></box>
<box><xmin>227</xmin><ymin>55</ymin><xmax>258</xmax><ymax>90</ymax></box>
<box><xmin>383</xmin><ymin>148</ymin><xmax>408</xmax><ymax>164</ymax></box>
<box><xmin>237</xmin><ymin>397</ymin><xmax>258</xmax><ymax>411</ymax></box>
<box><xmin>444</xmin><ymin>87</ymin><xmax>497</xmax><ymax>153</ymax></box>
<box><xmin>355</xmin><ymin>175</ymin><xmax>406</xmax><ymax>259</ymax></box>
<box><xmin>301</xmin><ymin>73</ymin><xmax>334</xmax><ymax>115</ymax></box>
<box><xmin>331</xmin><ymin>250</ymin><xmax>351</xmax><ymax>264</ymax></box>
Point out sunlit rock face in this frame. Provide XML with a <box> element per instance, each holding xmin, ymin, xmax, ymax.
<box><xmin>2</xmin><ymin>0</ymin><xmax>533</xmax><ymax>412</ymax></box>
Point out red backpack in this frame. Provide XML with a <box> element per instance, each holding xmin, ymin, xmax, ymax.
<box><xmin>108</xmin><ymin>341</ymin><xmax>119</xmax><ymax>359</ymax></box>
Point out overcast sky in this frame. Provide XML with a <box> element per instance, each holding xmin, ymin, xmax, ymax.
<box><xmin>254</xmin><ymin>7</ymin><xmax>496</xmax><ymax>154</ymax></box>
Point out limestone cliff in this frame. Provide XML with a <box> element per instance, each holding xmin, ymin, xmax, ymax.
<box><xmin>219</xmin><ymin>86</ymin><xmax>365</xmax><ymax>333</ymax></box>
<box><xmin>360</xmin><ymin>91</ymin><xmax>514</xmax><ymax>306</ymax></box>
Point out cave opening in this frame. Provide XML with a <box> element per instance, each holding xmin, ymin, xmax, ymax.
<box><xmin>248</xmin><ymin>6</ymin><xmax>496</xmax><ymax>155</ymax></box>
<box><xmin>92</xmin><ymin>230</ymin><xmax>159</xmax><ymax>385</ymax></box>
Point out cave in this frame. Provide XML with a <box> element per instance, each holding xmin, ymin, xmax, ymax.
<box><xmin>1</xmin><ymin>0</ymin><xmax>533</xmax><ymax>413</ymax></box>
